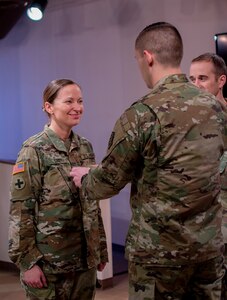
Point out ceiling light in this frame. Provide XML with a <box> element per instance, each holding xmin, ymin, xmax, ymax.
<box><xmin>26</xmin><ymin>0</ymin><xmax>48</xmax><ymax>21</ymax></box>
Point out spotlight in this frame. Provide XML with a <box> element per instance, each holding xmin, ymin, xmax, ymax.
<box><xmin>26</xmin><ymin>0</ymin><xmax>48</xmax><ymax>21</ymax></box>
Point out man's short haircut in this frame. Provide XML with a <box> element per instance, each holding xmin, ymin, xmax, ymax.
<box><xmin>135</xmin><ymin>22</ymin><xmax>183</xmax><ymax>67</ymax></box>
<box><xmin>191</xmin><ymin>52</ymin><xmax>227</xmax><ymax>78</ymax></box>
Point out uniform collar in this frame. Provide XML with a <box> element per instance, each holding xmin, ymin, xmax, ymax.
<box><xmin>44</xmin><ymin>125</ymin><xmax>80</xmax><ymax>152</ymax></box>
<box><xmin>153</xmin><ymin>74</ymin><xmax>188</xmax><ymax>91</ymax></box>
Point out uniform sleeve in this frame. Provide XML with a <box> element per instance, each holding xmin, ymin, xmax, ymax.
<box><xmin>82</xmin><ymin>104</ymin><xmax>157</xmax><ymax>200</ymax></box>
<box><xmin>220</xmin><ymin>151</ymin><xmax>227</xmax><ymax>243</ymax></box>
<box><xmin>218</xmin><ymin>104</ymin><xmax>227</xmax><ymax>151</ymax></box>
<box><xmin>87</xmin><ymin>143</ymin><xmax>108</xmax><ymax>262</ymax></box>
<box><xmin>8</xmin><ymin>145</ymin><xmax>43</xmax><ymax>271</ymax></box>
<box><xmin>79</xmin><ymin>140</ymin><xmax>108</xmax><ymax>263</ymax></box>
<box><xmin>97</xmin><ymin>205</ymin><xmax>108</xmax><ymax>263</ymax></box>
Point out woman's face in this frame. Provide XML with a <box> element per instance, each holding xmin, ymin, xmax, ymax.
<box><xmin>45</xmin><ymin>84</ymin><xmax>84</xmax><ymax>130</ymax></box>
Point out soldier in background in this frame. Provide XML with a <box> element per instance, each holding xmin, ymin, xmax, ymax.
<box><xmin>70</xmin><ymin>23</ymin><xmax>227</xmax><ymax>299</ymax></box>
<box><xmin>190</xmin><ymin>52</ymin><xmax>227</xmax><ymax>299</ymax></box>
<box><xmin>8</xmin><ymin>79</ymin><xmax>108</xmax><ymax>300</ymax></box>
<box><xmin>189</xmin><ymin>53</ymin><xmax>227</xmax><ymax>106</ymax></box>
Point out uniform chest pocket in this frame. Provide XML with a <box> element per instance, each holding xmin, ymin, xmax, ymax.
<box><xmin>80</xmin><ymin>153</ymin><xmax>95</xmax><ymax>166</ymax></box>
<box><xmin>220</xmin><ymin>153</ymin><xmax>227</xmax><ymax>174</ymax></box>
<box><xmin>220</xmin><ymin>152</ymin><xmax>227</xmax><ymax>190</ymax></box>
<box><xmin>43</xmin><ymin>165</ymin><xmax>77</xmax><ymax>202</ymax></box>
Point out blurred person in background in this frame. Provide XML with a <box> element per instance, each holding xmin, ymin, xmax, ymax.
<box><xmin>190</xmin><ymin>53</ymin><xmax>227</xmax><ymax>299</ymax></box>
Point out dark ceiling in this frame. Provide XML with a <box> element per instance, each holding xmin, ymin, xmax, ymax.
<box><xmin>0</xmin><ymin>0</ymin><xmax>32</xmax><ymax>39</ymax></box>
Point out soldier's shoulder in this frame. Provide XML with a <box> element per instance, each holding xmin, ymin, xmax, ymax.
<box><xmin>128</xmin><ymin>95</ymin><xmax>159</xmax><ymax>120</ymax></box>
<box><xmin>75</xmin><ymin>133</ymin><xmax>90</xmax><ymax>144</ymax></box>
<box><xmin>125</xmin><ymin>95</ymin><xmax>153</xmax><ymax>114</ymax></box>
<box><xmin>22</xmin><ymin>131</ymin><xmax>47</xmax><ymax>148</ymax></box>
<box><xmin>195</xmin><ymin>88</ymin><xmax>218</xmax><ymax>103</ymax></box>
<box><xmin>183</xmin><ymin>83</ymin><xmax>218</xmax><ymax>107</ymax></box>
<box><xmin>72</xmin><ymin>132</ymin><xmax>93</xmax><ymax>150</ymax></box>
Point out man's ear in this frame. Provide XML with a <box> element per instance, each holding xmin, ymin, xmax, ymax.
<box><xmin>143</xmin><ymin>50</ymin><xmax>154</xmax><ymax>66</ymax></box>
<box><xmin>218</xmin><ymin>74</ymin><xmax>226</xmax><ymax>89</ymax></box>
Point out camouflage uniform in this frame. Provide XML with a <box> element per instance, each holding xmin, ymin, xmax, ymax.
<box><xmin>218</xmin><ymin>99</ymin><xmax>227</xmax><ymax>299</ymax></box>
<box><xmin>220</xmin><ymin>150</ymin><xmax>227</xmax><ymax>299</ymax></box>
<box><xmin>81</xmin><ymin>74</ymin><xmax>227</xmax><ymax>299</ymax></box>
<box><xmin>8</xmin><ymin>125</ymin><xmax>108</xmax><ymax>300</ymax></box>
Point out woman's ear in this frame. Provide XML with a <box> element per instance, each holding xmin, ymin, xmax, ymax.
<box><xmin>44</xmin><ymin>102</ymin><xmax>53</xmax><ymax>115</ymax></box>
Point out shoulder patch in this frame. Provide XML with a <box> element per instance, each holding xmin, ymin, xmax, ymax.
<box><xmin>14</xmin><ymin>176</ymin><xmax>26</xmax><ymax>190</ymax></box>
<box><xmin>12</xmin><ymin>162</ymin><xmax>25</xmax><ymax>175</ymax></box>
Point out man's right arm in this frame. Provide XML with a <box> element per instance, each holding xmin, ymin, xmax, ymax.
<box><xmin>79</xmin><ymin>103</ymin><xmax>157</xmax><ymax>201</ymax></box>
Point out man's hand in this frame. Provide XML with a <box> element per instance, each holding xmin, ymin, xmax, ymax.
<box><xmin>97</xmin><ymin>262</ymin><xmax>106</xmax><ymax>272</ymax></box>
<box><xmin>22</xmin><ymin>264</ymin><xmax>47</xmax><ymax>288</ymax></box>
<box><xmin>70</xmin><ymin>167</ymin><xmax>90</xmax><ymax>187</ymax></box>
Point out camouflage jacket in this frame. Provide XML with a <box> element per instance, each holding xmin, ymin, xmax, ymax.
<box><xmin>82</xmin><ymin>74</ymin><xmax>227</xmax><ymax>266</ymax></box>
<box><xmin>220</xmin><ymin>151</ymin><xmax>227</xmax><ymax>243</ymax></box>
<box><xmin>9</xmin><ymin>126</ymin><xmax>108</xmax><ymax>273</ymax></box>
<box><xmin>219</xmin><ymin>99</ymin><xmax>227</xmax><ymax>243</ymax></box>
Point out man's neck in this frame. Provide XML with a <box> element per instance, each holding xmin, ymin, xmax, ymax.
<box><xmin>216</xmin><ymin>92</ymin><xmax>227</xmax><ymax>107</ymax></box>
<box><xmin>151</xmin><ymin>66</ymin><xmax>182</xmax><ymax>88</ymax></box>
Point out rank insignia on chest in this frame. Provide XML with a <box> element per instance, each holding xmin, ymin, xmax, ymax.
<box><xmin>12</xmin><ymin>162</ymin><xmax>25</xmax><ymax>175</ymax></box>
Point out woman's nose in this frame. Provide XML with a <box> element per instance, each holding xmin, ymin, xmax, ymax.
<box><xmin>72</xmin><ymin>102</ymin><xmax>83</xmax><ymax>112</ymax></box>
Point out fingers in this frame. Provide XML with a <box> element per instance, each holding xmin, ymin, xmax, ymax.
<box><xmin>70</xmin><ymin>167</ymin><xmax>90</xmax><ymax>187</ymax></box>
<box><xmin>40</xmin><ymin>272</ymin><xmax>48</xmax><ymax>287</ymax></box>
<box><xmin>69</xmin><ymin>168</ymin><xmax>76</xmax><ymax>176</ymax></box>
<box><xmin>23</xmin><ymin>277</ymin><xmax>43</xmax><ymax>288</ymax></box>
<box><xmin>97</xmin><ymin>262</ymin><xmax>106</xmax><ymax>272</ymax></box>
<box><xmin>22</xmin><ymin>265</ymin><xmax>47</xmax><ymax>289</ymax></box>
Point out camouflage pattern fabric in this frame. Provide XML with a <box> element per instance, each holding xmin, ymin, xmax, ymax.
<box><xmin>9</xmin><ymin>125</ymin><xmax>108</xmax><ymax>275</ymax></box>
<box><xmin>81</xmin><ymin>74</ymin><xmax>227</xmax><ymax>266</ymax></box>
<box><xmin>220</xmin><ymin>151</ymin><xmax>227</xmax><ymax>299</ymax></box>
<box><xmin>220</xmin><ymin>151</ymin><xmax>227</xmax><ymax>244</ymax></box>
<box><xmin>22</xmin><ymin>267</ymin><xmax>96</xmax><ymax>300</ymax></box>
<box><xmin>128</xmin><ymin>257</ymin><xmax>224</xmax><ymax>300</ymax></box>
